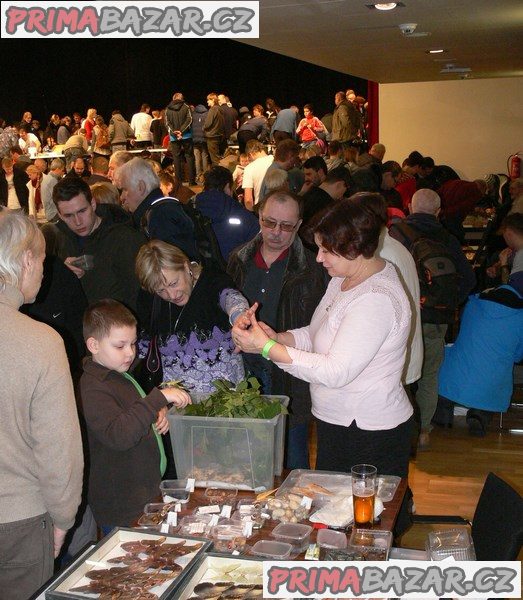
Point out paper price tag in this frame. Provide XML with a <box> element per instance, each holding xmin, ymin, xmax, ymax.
<box><xmin>160</xmin><ymin>522</ymin><xmax>170</xmax><ymax>534</ymax></box>
<box><xmin>209</xmin><ymin>515</ymin><xmax>220</xmax><ymax>527</ymax></box>
<box><xmin>198</xmin><ymin>505</ymin><xmax>220</xmax><ymax>514</ymax></box>
<box><xmin>220</xmin><ymin>505</ymin><xmax>232</xmax><ymax>518</ymax></box>
<box><xmin>239</xmin><ymin>504</ymin><xmax>253</xmax><ymax>513</ymax></box>
<box><xmin>243</xmin><ymin>521</ymin><xmax>253</xmax><ymax>538</ymax></box>
<box><xmin>167</xmin><ymin>511</ymin><xmax>178</xmax><ymax>526</ymax></box>
<box><xmin>189</xmin><ymin>522</ymin><xmax>205</xmax><ymax>534</ymax></box>
<box><xmin>186</xmin><ymin>478</ymin><xmax>195</xmax><ymax>492</ymax></box>
<box><xmin>175</xmin><ymin>503</ymin><xmax>182</xmax><ymax>512</ymax></box>
<box><xmin>232</xmin><ymin>550</ymin><xmax>240</xmax><ymax>556</ymax></box>
<box><xmin>301</xmin><ymin>495</ymin><xmax>312</xmax><ymax>509</ymax></box>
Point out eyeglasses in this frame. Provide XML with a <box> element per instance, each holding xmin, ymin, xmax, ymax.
<box><xmin>261</xmin><ymin>217</ymin><xmax>299</xmax><ymax>232</ymax></box>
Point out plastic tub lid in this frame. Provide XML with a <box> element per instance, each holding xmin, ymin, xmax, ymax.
<box><xmin>251</xmin><ymin>540</ymin><xmax>293</xmax><ymax>559</ymax></box>
<box><xmin>317</xmin><ymin>528</ymin><xmax>347</xmax><ymax>549</ymax></box>
<box><xmin>271</xmin><ymin>522</ymin><xmax>313</xmax><ymax>543</ymax></box>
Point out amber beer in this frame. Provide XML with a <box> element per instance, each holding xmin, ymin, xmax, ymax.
<box><xmin>353</xmin><ymin>487</ymin><xmax>376</xmax><ymax>527</ymax></box>
<box><xmin>351</xmin><ymin>464</ymin><xmax>377</xmax><ymax>528</ymax></box>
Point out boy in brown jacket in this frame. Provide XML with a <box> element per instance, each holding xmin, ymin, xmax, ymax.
<box><xmin>79</xmin><ymin>299</ymin><xmax>190</xmax><ymax>532</ymax></box>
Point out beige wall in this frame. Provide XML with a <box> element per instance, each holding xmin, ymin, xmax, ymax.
<box><xmin>379</xmin><ymin>77</ymin><xmax>523</xmax><ymax>181</ymax></box>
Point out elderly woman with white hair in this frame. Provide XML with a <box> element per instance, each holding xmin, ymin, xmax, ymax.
<box><xmin>118</xmin><ymin>157</ymin><xmax>197</xmax><ymax>260</ymax></box>
<box><xmin>0</xmin><ymin>209</ymin><xmax>83</xmax><ymax>598</ymax></box>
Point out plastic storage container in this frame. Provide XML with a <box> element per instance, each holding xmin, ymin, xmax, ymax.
<box><xmin>271</xmin><ymin>523</ymin><xmax>313</xmax><ymax>552</ymax></box>
<box><xmin>168</xmin><ymin>394</ymin><xmax>289</xmax><ymax>490</ymax></box>
<box><xmin>317</xmin><ymin>528</ymin><xmax>347</xmax><ymax>550</ymax></box>
<box><xmin>348</xmin><ymin>529</ymin><xmax>392</xmax><ymax>560</ymax></box>
<box><xmin>426</xmin><ymin>528</ymin><xmax>476</xmax><ymax>561</ymax></box>
<box><xmin>211</xmin><ymin>523</ymin><xmax>249</xmax><ymax>553</ymax></box>
<box><xmin>250</xmin><ymin>540</ymin><xmax>293</xmax><ymax>560</ymax></box>
<box><xmin>159</xmin><ymin>480</ymin><xmax>191</xmax><ymax>503</ymax></box>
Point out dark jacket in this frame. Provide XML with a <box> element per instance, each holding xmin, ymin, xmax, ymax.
<box><xmin>227</xmin><ymin>235</ymin><xmax>329</xmax><ymax>425</ymax></box>
<box><xmin>79</xmin><ymin>359</ymin><xmax>167</xmax><ymax>526</ymax></box>
<box><xmin>0</xmin><ymin>166</ymin><xmax>29</xmax><ymax>211</ymax></box>
<box><xmin>165</xmin><ymin>99</ymin><xmax>192</xmax><ymax>137</ymax></box>
<box><xmin>195</xmin><ymin>189</ymin><xmax>260</xmax><ymax>261</ymax></box>
<box><xmin>191</xmin><ymin>104</ymin><xmax>208</xmax><ymax>144</ymax></box>
<box><xmin>54</xmin><ymin>212</ymin><xmax>146</xmax><ymax>311</ymax></box>
<box><xmin>389</xmin><ymin>212</ymin><xmax>476</xmax><ymax>321</ymax></box>
<box><xmin>331</xmin><ymin>99</ymin><xmax>361</xmax><ymax>142</ymax></box>
<box><xmin>21</xmin><ymin>255</ymin><xmax>87</xmax><ymax>372</ymax></box>
<box><xmin>150</xmin><ymin>118</ymin><xmax>167</xmax><ymax>146</ymax></box>
<box><xmin>132</xmin><ymin>187</ymin><xmax>197</xmax><ymax>260</ymax></box>
<box><xmin>238</xmin><ymin>116</ymin><xmax>269</xmax><ymax>142</ymax></box>
<box><xmin>204</xmin><ymin>105</ymin><xmax>225</xmax><ymax>139</ymax></box>
<box><xmin>219</xmin><ymin>104</ymin><xmax>239</xmax><ymax>139</ymax></box>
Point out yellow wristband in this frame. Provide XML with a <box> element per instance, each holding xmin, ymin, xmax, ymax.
<box><xmin>261</xmin><ymin>339</ymin><xmax>277</xmax><ymax>360</ymax></box>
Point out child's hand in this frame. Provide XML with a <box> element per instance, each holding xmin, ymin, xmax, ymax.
<box><xmin>155</xmin><ymin>407</ymin><xmax>169</xmax><ymax>434</ymax></box>
<box><xmin>162</xmin><ymin>387</ymin><xmax>192</xmax><ymax>408</ymax></box>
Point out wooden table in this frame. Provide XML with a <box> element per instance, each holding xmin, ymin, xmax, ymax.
<box><xmin>173</xmin><ymin>474</ymin><xmax>408</xmax><ymax>552</ymax></box>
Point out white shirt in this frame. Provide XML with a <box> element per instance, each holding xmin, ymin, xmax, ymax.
<box><xmin>377</xmin><ymin>230</ymin><xmax>423</xmax><ymax>384</ymax></box>
<box><xmin>130</xmin><ymin>112</ymin><xmax>153</xmax><ymax>142</ymax></box>
<box><xmin>242</xmin><ymin>154</ymin><xmax>274</xmax><ymax>204</ymax></box>
<box><xmin>6</xmin><ymin>173</ymin><xmax>20</xmax><ymax>210</ymax></box>
<box><xmin>275</xmin><ymin>262</ymin><xmax>413</xmax><ymax>430</ymax></box>
<box><xmin>19</xmin><ymin>133</ymin><xmax>41</xmax><ymax>154</ymax></box>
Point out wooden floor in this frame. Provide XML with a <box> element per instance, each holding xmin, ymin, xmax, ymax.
<box><xmin>308</xmin><ymin>398</ymin><xmax>523</xmax><ymax>558</ymax></box>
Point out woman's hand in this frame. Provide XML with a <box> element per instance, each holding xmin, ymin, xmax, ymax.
<box><xmin>258</xmin><ymin>321</ymin><xmax>278</xmax><ymax>341</ymax></box>
<box><xmin>155</xmin><ymin>406</ymin><xmax>169</xmax><ymax>434</ymax></box>
<box><xmin>161</xmin><ymin>387</ymin><xmax>192</xmax><ymax>408</ymax></box>
<box><xmin>232</xmin><ymin>310</ymin><xmax>270</xmax><ymax>354</ymax></box>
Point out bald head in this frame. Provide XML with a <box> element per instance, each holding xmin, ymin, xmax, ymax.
<box><xmin>369</xmin><ymin>143</ymin><xmax>386</xmax><ymax>161</ymax></box>
<box><xmin>411</xmin><ymin>188</ymin><xmax>441</xmax><ymax>215</ymax></box>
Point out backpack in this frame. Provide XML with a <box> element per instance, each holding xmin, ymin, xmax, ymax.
<box><xmin>143</xmin><ymin>197</ymin><xmax>226</xmax><ymax>272</ymax></box>
<box><xmin>395</xmin><ymin>222</ymin><xmax>460</xmax><ymax>323</ymax></box>
<box><xmin>95</xmin><ymin>126</ymin><xmax>110</xmax><ymax>150</ymax></box>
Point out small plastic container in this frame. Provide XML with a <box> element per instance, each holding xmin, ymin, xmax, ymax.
<box><xmin>211</xmin><ymin>523</ymin><xmax>248</xmax><ymax>553</ymax></box>
<box><xmin>389</xmin><ymin>547</ymin><xmax>428</xmax><ymax>561</ymax></box>
<box><xmin>178</xmin><ymin>514</ymin><xmax>217</xmax><ymax>537</ymax></box>
<box><xmin>427</xmin><ymin>528</ymin><xmax>476</xmax><ymax>561</ymax></box>
<box><xmin>159</xmin><ymin>480</ymin><xmax>191</xmax><ymax>503</ymax></box>
<box><xmin>348</xmin><ymin>528</ymin><xmax>392</xmax><ymax>560</ymax></box>
<box><xmin>136</xmin><ymin>514</ymin><xmax>161</xmax><ymax>530</ymax></box>
<box><xmin>233</xmin><ymin>499</ymin><xmax>267</xmax><ymax>529</ymax></box>
<box><xmin>250</xmin><ymin>540</ymin><xmax>293</xmax><ymax>560</ymax></box>
<box><xmin>204</xmin><ymin>487</ymin><xmax>238</xmax><ymax>505</ymax></box>
<box><xmin>271</xmin><ymin>522</ymin><xmax>313</xmax><ymax>552</ymax></box>
<box><xmin>377</xmin><ymin>476</ymin><xmax>401</xmax><ymax>502</ymax></box>
<box><xmin>265</xmin><ymin>493</ymin><xmax>310</xmax><ymax>523</ymax></box>
<box><xmin>317</xmin><ymin>528</ymin><xmax>347</xmax><ymax>550</ymax></box>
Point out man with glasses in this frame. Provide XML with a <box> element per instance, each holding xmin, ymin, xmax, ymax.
<box><xmin>227</xmin><ymin>190</ymin><xmax>328</xmax><ymax>470</ymax></box>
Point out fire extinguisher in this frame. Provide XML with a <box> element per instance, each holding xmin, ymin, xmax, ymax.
<box><xmin>508</xmin><ymin>152</ymin><xmax>521</xmax><ymax>179</ymax></box>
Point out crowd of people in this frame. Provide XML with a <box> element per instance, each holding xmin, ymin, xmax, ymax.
<box><xmin>1</xmin><ymin>89</ymin><xmax>522</xmax><ymax>599</ymax></box>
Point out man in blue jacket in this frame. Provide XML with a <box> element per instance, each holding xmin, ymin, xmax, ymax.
<box><xmin>437</xmin><ymin>265</ymin><xmax>523</xmax><ymax>436</ymax></box>
<box><xmin>195</xmin><ymin>166</ymin><xmax>259</xmax><ymax>261</ymax></box>
<box><xmin>117</xmin><ymin>157</ymin><xmax>197</xmax><ymax>260</ymax></box>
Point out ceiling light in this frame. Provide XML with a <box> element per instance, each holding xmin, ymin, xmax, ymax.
<box><xmin>427</xmin><ymin>49</ymin><xmax>446</xmax><ymax>54</ymax></box>
<box><xmin>374</xmin><ymin>2</ymin><xmax>397</xmax><ymax>9</ymax></box>
<box><xmin>366</xmin><ymin>2</ymin><xmax>405</xmax><ymax>9</ymax></box>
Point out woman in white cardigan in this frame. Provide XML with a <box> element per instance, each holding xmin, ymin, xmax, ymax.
<box><xmin>234</xmin><ymin>199</ymin><xmax>414</xmax><ymax>479</ymax></box>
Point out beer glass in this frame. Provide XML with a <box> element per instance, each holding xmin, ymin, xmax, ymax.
<box><xmin>351</xmin><ymin>464</ymin><xmax>377</xmax><ymax>527</ymax></box>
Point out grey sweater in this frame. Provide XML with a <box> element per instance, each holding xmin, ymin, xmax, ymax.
<box><xmin>0</xmin><ymin>284</ymin><xmax>83</xmax><ymax>530</ymax></box>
